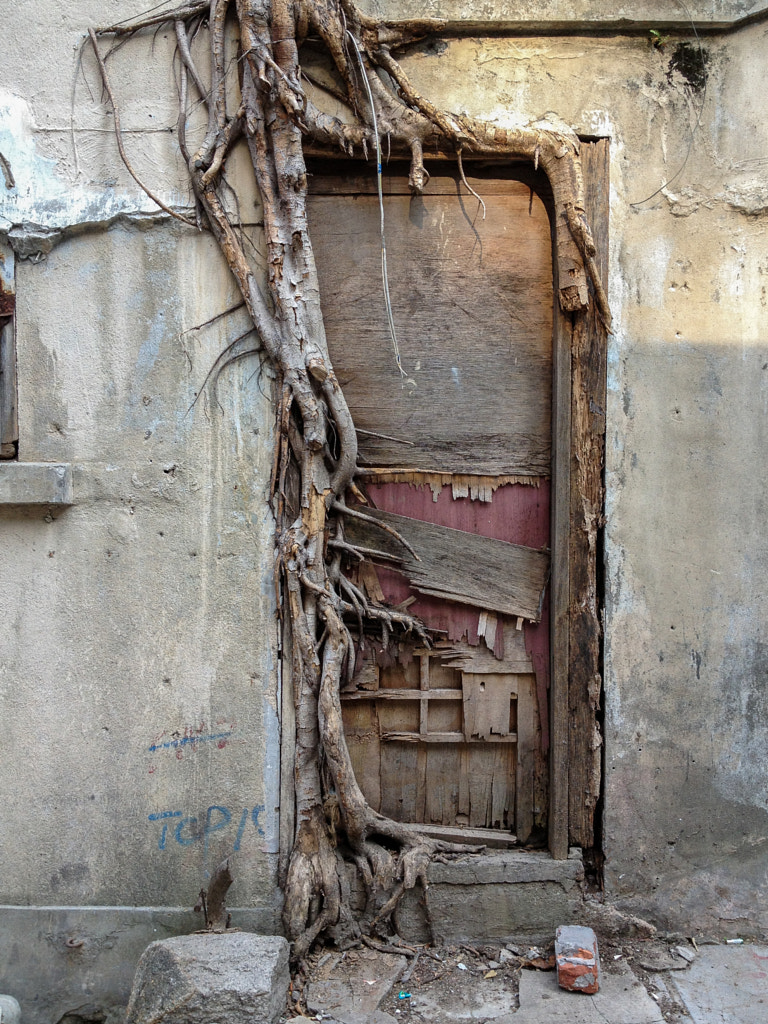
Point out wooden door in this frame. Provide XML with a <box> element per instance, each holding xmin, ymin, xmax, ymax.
<box><xmin>308</xmin><ymin>163</ymin><xmax>554</xmax><ymax>846</ymax></box>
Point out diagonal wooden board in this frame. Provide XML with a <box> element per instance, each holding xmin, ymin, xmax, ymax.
<box><xmin>345</xmin><ymin>506</ymin><xmax>549</xmax><ymax>622</ymax></box>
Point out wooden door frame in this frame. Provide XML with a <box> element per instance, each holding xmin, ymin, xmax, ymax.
<box><xmin>550</xmin><ymin>138</ymin><xmax>609</xmax><ymax>858</ymax></box>
<box><xmin>278</xmin><ymin>142</ymin><xmax>609</xmax><ymax>875</ymax></box>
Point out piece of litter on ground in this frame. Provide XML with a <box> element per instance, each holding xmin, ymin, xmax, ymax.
<box><xmin>614</xmin><ymin>954</ymin><xmax>623</xmax><ymax>960</ymax></box>
<box><xmin>726</xmin><ymin>938</ymin><xmax>744</xmax><ymax>944</ymax></box>
<box><xmin>398</xmin><ymin>991</ymin><xmax>411</xmax><ymax>999</ymax></box>
<box><xmin>457</xmin><ymin>962</ymin><xmax>468</xmax><ymax>970</ymax></box>
<box><xmin>484</xmin><ymin>970</ymin><xmax>498</xmax><ymax>979</ymax></box>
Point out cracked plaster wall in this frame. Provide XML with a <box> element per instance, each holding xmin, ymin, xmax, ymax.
<box><xmin>1</xmin><ymin>3</ymin><xmax>767</xmax><ymax>1008</ymax></box>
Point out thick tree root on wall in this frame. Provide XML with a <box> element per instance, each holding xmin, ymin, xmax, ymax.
<box><xmin>91</xmin><ymin>0</ymin><xmax>610</xmax><ymax>961</ymax></box>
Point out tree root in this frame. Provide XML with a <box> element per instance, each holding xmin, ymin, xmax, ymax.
<box><xmin>91</xmin><ymin>0</ymin><xmax>610</xmax><ymax>961</ymax></box>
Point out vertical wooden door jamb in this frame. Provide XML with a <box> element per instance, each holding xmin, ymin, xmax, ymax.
<box><xmin>567</xmin><ymin>138</ymin><xmax>609</xmax><ymax>850</ymax></box>
<box><xmin>549</xmin><ymin>276</ymin><xmax>572</xmax><ymax>861</ymax></box>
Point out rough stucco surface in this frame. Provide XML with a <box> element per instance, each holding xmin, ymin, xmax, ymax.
<box><xmin>1</xmin><ymin>223</ymin><xmax>279</xmax><ymax>909</ymax></box>
<box><xmin>1</xmin><ymin>0</ymin><xmax>768</xmax><ymax>1010</ymax></box>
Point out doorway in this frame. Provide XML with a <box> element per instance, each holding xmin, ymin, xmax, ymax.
<box><xmin>303</xmin><ymin>142</ymin><xmax>608</xmax><ymax>858</ymax></box>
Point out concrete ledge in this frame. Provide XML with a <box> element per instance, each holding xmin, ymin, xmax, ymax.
<box><xmin>0</xmin><ymin>904</ymin><xmax>281</xmax><ymax>1024</ymax></box>
<box><xmin>428</xmin><ymin>849</ymin><xmax>585</xmax><ymax>885</ymax></box>
<box><xmin>357</xmin><ymin>0</ymin><xmax>767</xmax><ymax>33</ymax></box>
<box><xmin>0</xmin><ymin>462</ymin><xmax>73</xmax><ymax>505</ymax></box>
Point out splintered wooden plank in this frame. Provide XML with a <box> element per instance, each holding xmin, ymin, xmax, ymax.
<box><xmin>307</xmin><ymin>176</ymin><xmax>552</xmax><ymax>476</ymax></box>
<box><xmin>462</xmin><ymin>673</ymin><xmax>519</xmax><ymax>741</ymax></box>
<box><xmin>425</xmin><ymin>745</ymin><xmax>460</xmax><ymax>824</ymax></box>
<box><xmin>491</xmin><ymin>746</ymin><xmax>514</xmax><ymax>829</ymax></box>
<box><xmin>383</xmin><ymin>730</ymin><xmax>469</xmax><ymax>743</ymax></box>
<box><xmin>397</xmin><ymin>822</ymin><xmax>518</xmax><ymax>848</ymax></box>
<box><xmin>468</xmin><ymin>746</ymin><xmax>496</xmax><ymax>827</ymax></box>
<box><xmin>380</xmin><ymin>742</ymin><xmax>420</xmax><ymax>821</ymax></box>
<box><xmin>345</xmin><ymin>507</ymin><xmax>549</xmax><ymax>622</ymax></box>
<box><xmin>342</xmin><ymin>702</ymin><xmax>382</xmax><ymax>813</ymax></box>
<box><xmin>341</xmin><ymin>688</ymin><xmax>462</xmax><ymax>701</ymax></box>
<box><xmin>515</xmin><ymin>674</ymin><xmax>537</xmax><ymax>843</ymax></box>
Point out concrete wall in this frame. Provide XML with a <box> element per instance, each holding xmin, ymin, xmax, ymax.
<box><xmin>1</xmin><ymin>0</ymin><xmax>767</xmax><ymax>1015</ymax></box>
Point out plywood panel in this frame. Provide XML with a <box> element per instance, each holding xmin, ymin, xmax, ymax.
<box><xmin>345</xmin><ymin>508</ymin><xmax>549</xmax><ymax>622</ymax></box>
<box><xmin>308</xmin><ymin>175</ymin><xmax>552</xmax><ymax>476</ymax></box>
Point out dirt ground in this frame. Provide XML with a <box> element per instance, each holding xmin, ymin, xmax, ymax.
<box><xmin>283</xmin><ymin>934</ymin><xmax>703</xmax><ymax>1023</ymax></box>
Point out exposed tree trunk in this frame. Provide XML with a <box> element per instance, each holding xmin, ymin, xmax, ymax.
<box><xmin>91</xmin><ymin>0</ymin><xmax>609</xmax><ymax>960</ymax></box>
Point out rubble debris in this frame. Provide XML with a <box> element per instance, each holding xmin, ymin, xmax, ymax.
<box><xmin>673</xmin><ymin>944</ymin><xmax>696</xmax><ymax>963</ymax></box>
<box><xmin>555</xmin><ymin>924</ymin><xmax>601</xmax><ymax>994</ymax></box>
<box><xmin>305</xmin><ymin>948</ymin><xmax>407</xmax><ymax>1024</ymax></box>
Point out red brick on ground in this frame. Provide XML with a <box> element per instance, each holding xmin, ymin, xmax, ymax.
<box><xmin>555</xmin><ymin>924</ymin><xmax>601</xmax><ymax>994</ymax></box>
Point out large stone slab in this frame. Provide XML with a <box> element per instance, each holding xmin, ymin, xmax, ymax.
<box><xmin>668</xmin><ymin>944</ymin><xmax>768</xmax><ymax>1024</ymax></box>
<box><xmin>125</xmin><ymin>933</ymin><xmax>289</xmax><ymax>1024</ymax></box>
<box><xmin>512</xmin><ymin>962</ymin><xmax>663</xmax><ymax>1024</ymax></box>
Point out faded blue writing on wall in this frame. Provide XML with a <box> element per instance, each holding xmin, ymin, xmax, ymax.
<box><xmin>148</xmin><ymin>730</ymin><xmax>233</xmax><ymax>753</ymax></box>
<box><xmin>148</xmin><ymin>804</ymin><xmax>265</xmax><ymax>850</ymax></box>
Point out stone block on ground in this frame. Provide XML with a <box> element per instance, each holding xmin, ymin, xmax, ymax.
<box><xmin>515</xmin><ymin>963</ymin><xmax>663</xmax><ymax>1024</ymax></box>
<box><xmin>0</xmin><ymin>995</ymin><xmax>21</xmax><ymax>1024</ymax></box>
<box><xmin>555</xmin><ymin>925</ymin><xmax>600</xmax><ymax>994</ymax></box>
<box><xmin>668</xmin><ymin>943</ymin><xmax>768</xmax><ymax>1024</ymax></box>
<box><xmin>125</xmin><ymin>932</ymin><xmax>289</xmax><ymax>1024</ymax></box>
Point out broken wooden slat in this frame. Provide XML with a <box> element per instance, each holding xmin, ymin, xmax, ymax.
<box><xmin>341</xmin><ymin>688</ymin><xmax>462</xmax><ymax>701</ymax></box>
<box><xmin>382</xmin><ymin>731</ymin><xmax>517</xmax><ymax>744</ymax></box>
<box><xmin>419</xmin><ymin>652</ymin><xmax>430</xmax><ymax>737</ymax></box>
<box><xmin>425</xmin><ymin>746</ymin><xmax>461</xmax><ymax>824</ymax></box>
<box><xmin>462</xmin><ymin>673</ymin><xmax>518</xmax><ymax>741</ymax></box>
<box><xmin>343</xmin><ymin>701</ymin><xmax>383</xmax><ymax>813</ymax></box>
<box><xmin>358</xmin><ymin>560</ymin><xmax>386</xmax><ymax>604</ymax></box>
<box><xmin>349</xmin><ymin>659</ymin><xmax>379</xmax><ymax>691</ymax></box>
<box><xmin>439</xmin><ymin>626</ymin><xmax>533</xmax><ymax>674</ymax></box>
<box><xmin>361</xmin><ymin>470</ymin><xmax>544</xmax><ymax>503</ymax></box>
<box><xmin>491</xmin><ymin>745</ymin><xmax>513</xmax><ymax>828</ymax></box>
<box><xmin>379</xmin><ymin>739</ymin><xmax>420</xmax><ymax>821</ymax></box>
<box><xmin>345</xmin><ymin>508</ymin><xmax>549</xmax><ymax>622</ymax></box>
<box><xmin>468</xmin><ymin>746</ymin><xmax>497</xmax><ymax>827</ymax></box>
<box><xmin>397</xmin><ymin>822</ymin><xmax>518</xmax><ymax>848</ymax></box>
<box><xmin>515</xmin><ymin>675</ymin><xmax>537</xmax><ymax>844</ymax></box>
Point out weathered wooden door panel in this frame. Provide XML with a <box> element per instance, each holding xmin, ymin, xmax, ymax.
<box><xmin>308</xmin><ymin>169</ymin><xmax>552</xmax><ymax>477</ymax></box>
<box><xmin>309</xmin><ymin>167</ymin><xmax>553</xmax><ymax>845</ymax></box>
